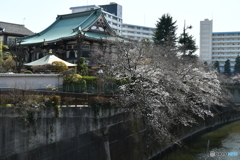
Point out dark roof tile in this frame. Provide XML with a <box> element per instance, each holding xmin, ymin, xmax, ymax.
<box><xmin>0</xmin><ymin>21</ymin><xmax>34</xmax><ymax>35</ymax></box>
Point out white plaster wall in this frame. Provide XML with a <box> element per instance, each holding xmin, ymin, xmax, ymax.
<box><xmin>0</xmin><ymin>74</ymin><xmax>63</xmax><ymax>89</ymax></box>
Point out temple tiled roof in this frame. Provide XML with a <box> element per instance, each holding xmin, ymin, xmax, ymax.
<box><xmin>0</xmin><ymin>21</ymin><xmax>34</xmax><ymax>35</ymax></box>
<box><xmin>19</xmin><ymin>8</ymin><xmax>117</xmax><ymax>45</ymax></box>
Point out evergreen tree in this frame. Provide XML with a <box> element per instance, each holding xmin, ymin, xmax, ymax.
<box><xmin>77</xmin><ymin>57</ymin><xmax>88</xmax><ymax>76</ymax></box>
<box><xmin>214</xmin><ymin>61</ymin><xmax>220</xmax><ymax>72</ymax></box>
<box><xmin>234</xmin><ymin>55</ymin><xmax>240</xmax><ymax>73</ymax></box>
<box><xmin>224</xmin><ymin>59</ymin><xmax>231</xmax><ymax>74</ymax></box>
<box><xmin>153</xmin><ymin>14</ymin><xmax>177</xmax><ymax>47</ymax></box>
<box><xmin>178</xmin><ymin>21</ymin><xmax>197</xmax><ymax>56</ymax></box>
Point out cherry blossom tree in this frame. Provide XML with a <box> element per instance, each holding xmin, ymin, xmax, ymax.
<box><xmin>91</xmin><ymin>39</ymin><xmax>224</xmax><ymax>142</ymax></box>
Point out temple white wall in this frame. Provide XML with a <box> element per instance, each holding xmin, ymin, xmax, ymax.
<box><xmin>0</xmin><ymin>74</ymin><xmax>63</xmax><ymax>89</ymax></box>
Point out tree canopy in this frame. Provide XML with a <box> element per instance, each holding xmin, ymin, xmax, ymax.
<box><xmin>178</xmin><ymin>32</ymin><xmax>197</xmax><ymax>55</ymax></box>
<box><xmin>224</xmin><ymin>59</ymin><xmax>231</xmax><ymax>74</ymax></box>
<box><xmin>153</xmin><ymin>14</ymin><xmax>178</xmax><ymax>47</ymax></box>
<box><xmin>234</xmin><ymin>55</ymin><xmax>240</xmax><ymax>73</ymax></box>
<box><xmin>93</xmin><ymin>39</ymin><xmax>224</xmax><ymax>143</ymax></box>
<box><xmin>214</xmin><ymin>61</ymin><xmax>220</xmax><ymax>72</ymax></box>
<box><xmin>8</xmin><ymin>43</ymin><xmax>28</xmax><ymax>73</ymax></box>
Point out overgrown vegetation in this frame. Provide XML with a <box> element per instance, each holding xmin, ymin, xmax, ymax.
<box><xmin>0</xmin><ymin>84</ymin><xmax>61</xmax><ymax>127</ymax></box>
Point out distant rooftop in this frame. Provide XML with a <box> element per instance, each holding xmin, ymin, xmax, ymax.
<box><xmin>69</xmin><ymin>5</ymin><xmax>100</xmax><ymax>10</ymax></box>
<box><xmin>0</xmin><ymin>21</ymin><xmax>34</xmax><ymax>35</ymax></box>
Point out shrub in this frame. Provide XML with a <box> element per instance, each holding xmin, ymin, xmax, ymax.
<box><xmin>44</xmin><ymin>95</ymin><xmax>60</xmax><ymax>108</ymax></box>
<box><xmin>61</xmin><ymin>69</ymin><xmax>75</xmax><ymax>75</ymax></box>
<box><xmin>24</xmin><ymin>70</ymin><xmax>33</xmax><ymax>74</ymax></box>
<box><xmin>63</xmin><ymin>74</ymin><xmax>82</xmax><ymax>85</ymax></box>
<box><xmin>116</xmin><ymin>78</ymin><xmax>130</xmax><ymax>85</ymax></box>
<box><xmin>31</xmin><ymin>64</ymin><xmax>52</xmax><ymax>73</ymax></box>
<box><xmin>63</xmin><ymin>74</ymin><xmax>87</xmax><ymax>92</ymax></box>
<box><xmin>2</xmin><ymin>57</ymin><xmax>15</xmax><ymax>72</ymax></box>
<box><xmin>82</xmin><ymin>76</ymin><xmax>98</xmax><ymax>84</ymax></box>
<box><xmin>52</xmin><ymin>61</ymin><xmax>68</xmax><ymax>73</ymax></box>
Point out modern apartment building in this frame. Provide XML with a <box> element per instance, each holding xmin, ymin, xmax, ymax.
<box><xmin>70</xmin><ymin>2</ymin><xmax>155</xmax><ymax>40</ymax></box>
<box><xmin>122</xmin><ymin>23</ymin><xmax>154</xmax><ymax>40</ymax></box>
<box><xmin>200</xmin><ymin>19</ymin><xmax>240</xmax><ymax>72</ymax></box>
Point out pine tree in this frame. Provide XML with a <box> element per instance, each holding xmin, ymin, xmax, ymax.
<box><xmin>234</xmin><ymin>55</ymin><xmax>240</xmax><ymax>73</ymax></box>
<box><xmin>224</xmin><ymin>59</ymin><xmax>231</xmax><ymax>74</ymax></box>
<box><xmin>153</xmin><ymin>14</ymin><xmax>177</xmax><ymax>47</ymax></box>
<box><xmin>214</xmin><ymin>61</ymin><xmax>220</xmax><ymax>72</ymax></box>
<box><xmin>178</xmin><ymin>21</ymin><xmax>197</xmax><ymax>56</ymax></box>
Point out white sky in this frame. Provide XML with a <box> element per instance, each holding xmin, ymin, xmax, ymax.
<box><xmin>1</xmin><ymin>0</ymin><xmax>240</xmax><ymax>55</ymax></box>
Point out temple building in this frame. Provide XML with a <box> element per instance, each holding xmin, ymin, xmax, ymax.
<box><xmin>18</xmin><ymin>8</ymin><xmax>123</xmax><ymax>65</ymax></box>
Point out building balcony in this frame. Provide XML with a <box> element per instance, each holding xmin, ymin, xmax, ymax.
<box><xmin>212</xmin><ymin>35</ymin><xmax>240</xmax><ymax>39</ymax></box>
<box><xmin>212</xmin><ymin>40</ymin><xmax>240</xmax><ymax>43</ymax></box>
<box><xmin>212</xmin><ymin>45</ymin><xmax>240</xmax><ymax>48</ymax></box>
<box><xmin>212</xmin><ymin>50</ymin><xmax>240</xmax><ymax>53</ymax></box>
<box><xmin>212</xmin><ymin>54</ymin><xmax>239</xmax><ymax>57</ymax></box>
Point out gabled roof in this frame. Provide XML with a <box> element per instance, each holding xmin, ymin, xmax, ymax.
<box><xmin>0</xmin><ymin>21</ymin><xmax>34</xmax><ymax>35</ymax></box>
<box><xmin>19</xmin><ymin>8</ymin><xmax>116</xmax><ymax>45</ymax></box>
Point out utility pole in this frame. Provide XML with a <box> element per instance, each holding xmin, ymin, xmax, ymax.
<box><xmin>182</xmin><ymin>20</ymin><xmax>192</xmax><ymax>55</ymax></box>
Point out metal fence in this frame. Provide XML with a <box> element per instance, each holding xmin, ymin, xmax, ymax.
<box><xmin>0</xmin><ymin>87</ymin><xmax>115</xmax><ymax>106</ymax></box>
<box><xmin>61</xmin><ymin>84</ymin><xmax>120</xmax><ymax>94</ymax></box>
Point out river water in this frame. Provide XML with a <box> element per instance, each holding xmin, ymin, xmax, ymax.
<box><xmin>161</xmin><ymin>120</ymin><xmax>240</xmax><ymax>160</ymax></box>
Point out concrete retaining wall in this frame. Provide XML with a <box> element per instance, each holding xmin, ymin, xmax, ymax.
<box><xmin>1</xmin><ymin>89</ymin><xmax>240</xmax><ymax>160</ymax></box>
<box><xmin>0</xmin><ymin>107</ymin><xmax>161</xmax><ymax>160</ymax></box>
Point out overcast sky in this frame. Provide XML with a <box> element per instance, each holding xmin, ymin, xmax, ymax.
<box><xmin>1</xmin><ymin>0</ymin><xmax>240</xmax><ymax>55</ymax></box>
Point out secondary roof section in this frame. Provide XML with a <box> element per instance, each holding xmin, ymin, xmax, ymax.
<box><xmin>24</xmin><ymin>54</ymin><xmax>77</xmax><ymax>66</ymax></box>
<box><xmin>0</xmin><ymin>21</ymin><xmax>34</xmax><ymax>35</ymax></box>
